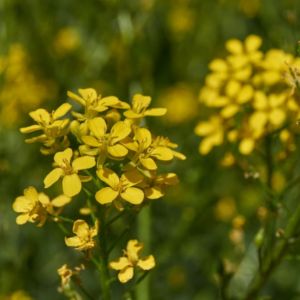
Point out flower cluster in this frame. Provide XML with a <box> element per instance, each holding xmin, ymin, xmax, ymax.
<box><xmin>13</xmin><ymin>87</ymin><xmax>184</xmax><ymax>286</ymax></box>
<box><xmin>195</xmin><ymin>35</ymin><xmax>300</xmax><ymax>158</ymax></box>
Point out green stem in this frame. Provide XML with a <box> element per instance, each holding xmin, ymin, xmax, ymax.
<box><xmin>245</xmin><ymin>203</ymin><xmax>300</xmax><ymax>300</ymax></box>
<box><xmin>136</xmin><ymin>206</ymin><xmax>151</xmax><ymax>300</ymax></box>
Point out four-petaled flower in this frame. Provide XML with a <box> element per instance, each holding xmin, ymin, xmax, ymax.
<box><xmin>127</xmin><ymin>128</ymin><xmax>179</xmax><ymax>170</ymax></box>
<box><xmin>20</xmin><ymin>103</ymin><xmax>71</xmax><ymax>154</ymax></box>
<box><xmin>95</xmin><ymin>167</ymin><xmax>144</xmax><ymax>206</ymax></box>
<box><xmin>68</xmin><ymin>88</ymin><xmax>130</xmax><ymax>121</ymax></box>
<box><xmin>65</xmin><ymin>219</ymin><xmax>98</xmax><ymax>251</ymax></box>
<box><xmin>124</xmin><ymin>94</ymin><xmax>167</xmax><ymax>119</ymax></box>
<box><xmin>44</xmin><ymin>148</ymin><xmax>96</xmax><ymax>197</ymax></box>
<box><xmin>110</xmin><ymin>239</ymin><xmax>155</xmax><ymax>283</ymax></box>
<box><xmin>13</xmin><ymin>186</ymin><xmax>70</xmax><ymax>226</ymax></box>
<box><xmin>80</xmin><ymin>117</ymin><xmax>131</xmax><ymax>163</ymax></box>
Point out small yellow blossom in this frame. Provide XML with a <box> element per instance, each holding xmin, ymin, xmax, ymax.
<box><xmin>44</xmin><ymin>148</ymin><xmax>96</xmax><ymax>197</ymax></box>
<box><xmin>95</xmin><ymin>168</ymin><xmax>144</xmax><ymax>206</ymax></box>
<box><xmin>20</xmin><ymin>103</ymin><xmax>71</xmax><ymax>154</ymax></box>
<box><xmin>110</xmin><ymin>239</ymin><xmax>155</xmax><ymax>283</ymax></box>
<box><xmin>127</xmin><ymin>128</ymin><xmax>183</xmax><ymax>170</ymax></box>
<box><xmin>57</xmin><ymin>263</ymin><xmax>85</xmax><ymax>287</ymax></box>
<box><xmin>12</xmin><ymin>186</ymin><xmax>70</xmax><ymax>226</ymax></box>
<box><xmin>124</xmin><ymin>94</ymin><xmax>167</xmax><ymax>119</ymax></box>
<box><xmin>54</xmin><ymin>27</ymin><xmax>80</xmax><ymax>56</ymax></box>
<box><xmin>65</xmin><ymin>219</ymin><xmax>98</xmax><ymax>251</ymax></box>
<box><xmin>80</xmin><ymin>117</ymin><xmax>131</xmax><ymax>163</ymax></box>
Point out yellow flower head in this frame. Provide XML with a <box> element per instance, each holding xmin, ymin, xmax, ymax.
<box><xmin>195</xmin><ymin>35</ymin><xmax>300</xmax><ymax>157</ymax></box>
<box><xmin>44</xmin><ymin>148</ymin><xmax>96</xmax><ymax>197</ymax></box>
<box><xmin>65</xmin><ymin>219</ymin><xmax>98</xmax><ymax>251</ymax></box>
<box><xmin>110</xmin><ymin>239</ymin><xmax>155</xmax><ymax>283</ymax></box>
<box><xmin>68</xmin><ymin>88</ymin><xmax>130</xmax><ymax>121</ymax></box>
<box><xmin>95</xmin><ymin>167</ymin><xmax>144</xmax><ymax>206</ymax></box>
<box><xmin>57</xmin><ymin>263</ymin><xmax>85</xmax><ymax>287</ymax></box>
<box><xmin>127</xmin><ymin>128</ymin><xmax>185</xmax><ymax>170</ymax></box>
<box><xmin>80</xmin><ymin>117</ymin><xmax>131</xmax><ymax>164</ymax></box>
<box><xmin>124</xmin><ymin>94</ymin><xmax>167</xmax><ymax>120</ymax></box>
<box><xmin>13</xmin><ymin>186</ymin><xmax>71</xmax><ymax>226</ymax></box>
<box><xmin>20</xmin><ymin>103</ymin><xmax>71</xmax><ymax>154</ymax></box>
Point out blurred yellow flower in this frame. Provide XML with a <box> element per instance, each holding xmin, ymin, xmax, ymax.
<box><xmin>65</xmin><ymin>219</ymin><xmax>98</xmax><ymax>251</ymax></box>
<box><xmin>44</xmin><ymin>148</ymin><xmax>95</xmax><ymax>197</ymax></box>
<box><xmin>158</xmin><ymin>84</ymin><xmax>197</xmax><ymax>124</ymax></box>
<box><xmin>53</xmin><ymin>27</ymin><xmax>80</xmax><ymax>55</ymax></box>
<box><xmin>0</xmin><ymin>44</ymin><xmax>56</xmax><ymax>127</ymax></box>
<box><xmin>57</xmin><ymin>263</ymin><xmax>85</xmax><ymax>287</ymax></box>
<box><xmin>110</xmin><ymin>239</ymin><xmax>155</xmax><ymax>283</ymax></box>
<box><xmin>195</xmin><ymin>35</ymin><xmax>300</xmax><ymax>157</ymax></box>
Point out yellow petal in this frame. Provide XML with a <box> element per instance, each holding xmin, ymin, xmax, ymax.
<box><xmin>121</xmin><ymin>187</ymin><xmax>144</xmax><ymax>204</ymax></box>
<box><xmin>52</xmin><ymin>195</ymin><xmax>71</xmax><ymax>207</ymax></box>
<box><xmin>88</xmin><ymin>117</ymin><xmax>107</xmax><ymax>138</ymax></box>
<box><xmin>137</xmin><ymin>255</ymin><xmax>155</xmax><ymax>270</ymax></box>
<box><xmin>63</xmin><ymin>174</ymin><xmax>82</xmax><ymax>197</ymax></box>
<box><xmin>132</xmin><ymin>94</ymin><xmax>151</xmax><ymax>111</ymax></box>
<box><xmin>245</xmin><ymin>35</ymin><xmax>262</xmax><ymax>52</ymax></box>
<box><xmin>110</xmin><ymin>257</ymin><xmax>131</xmax><ymax>270</ymax></box>
<box><xmin>73</xmin><ymin>220</ymin><xmax>89</xmax><ymax>238</ymax></box>
<box><xmin>67</xmin><ymin>90</ymin><xmax>86</xmax><ymax>105</ymax></box>
<box><xmin>29</xmin><ymin>108</ymin><xmax>50</xmax><ymax>123</ymax></box>
<box><xmin>140</xmin><ymin>157</ymin><xmax>157</xmax><ymax>170</ymax></box>
<box><xmin>23</xmin><ymin>186</ymin><xmax>39</xmax><ymax>202</ymax></box>
<box><xmin>269</xmin><ymin>109</ymin><xmax>285</xmax><ymax>126</ymax></box>
<box><xmin>226</xmin><ymin>39</ymin><xmax>243</xmax><ymax>54</ymax></box>
<box><xmin>108</xmin><ymin>144</ymin><xmax>128</xmax><ymax>157</ymax></box>
<box><xmin>221</xmin><ymin>105</ymin><xmax>239</xmax><ymax>118</ymax></box>
<box><xmin>72</xmin><ymin>156</ymin><xmax>95</xmax><ymax>171</ymax></box>
<box><xmin>96</xmin><ymin>168</ymin><xmax>119</xmax><ymax>188</ymax></box>
<box><xmin>135</xmin><ymin>128</ymin><xmax>152</xmax><ymax>149</ymax></box>
<box><xmin>127</xmin><ymin>239</ymin><xmax>143</xmax><ymax>259</ymax></box>
<box><xmin>145</xmin><ymin>187</ymin><xmax>164</xmax><ymax>199</ymax></box>
<box><xmin>237</xmin><ymin>85</ymin><xmax>253</xmax><ymax>104</ymax></box>
<box><xmin>13</xmin><ymin>197</ymin><xmax>31</xmax><ymax>213</ymax></box>
<box><xmin>16</xmin><ymin>214</ymin><xmax>29</xmax><ymax>225</ymax></box>
<box><xmin>118</xmin><ymin>266</ymin><xmax>134</xmax><ymax>283</ymax></box>
<box><xmin>122</xmin><ymin>169</ymin><xmax>144</xmax><ymax>186</ymax></box>
<box><xmin>44</xmin><ymin>168</ymin><xmax>64</xmax><ymax>188</ymax></box>
<box><xmin>225</xmin><ymin>80</ymin><xmax>240</xmax><ymax>97</ymax></box>
<box><xmin>81</xmin><ymin>135</ymin><xmax>101</xmax><ymax>147</ymax></box>
<box><xmin>78</xmin><ymin>88</ymin><xmax>97</xmax><ymax>101</ymax></box>
<box><xmin>209</xmin><ymin>59</ymin><xmax>228</xmax><ymax>72</ymax></box>
<box><xmin>53</xmin><ymin>103</ymin><xmax>72</xmax><ymax>119</ymax></box>
<box><xmin>124</xmin><ymin>110</ymin><xmax>142</xmax><ymax>119</ymax></box>
<box><xmin>95</xmin><ymin>187</ymin><xmax>119</xmax><ymax>204</ymax></box>
<box><xmin>38</xmin><ymin>193</ymin><xmax>50</xmax><ymax>206</ymax></box>
<box><xmin>150</xmin><ymin>147</ymin><xmax>173</xmax><ymax>161</ymax></box>
<box><xmin>20</xmin><ymin>124</ymin><xmax>42</xmax><ymax>133</ymax></box>
<box><xmin>110</xmin><ymin>121</ymin><xmax>131</xmax><ymax>143</ymax></box>
<box><xmin>54</xmin><ymin>148</ymin><xmax>73</xmax><ymax>165</ymax></box>
<box><xmin>249</xmin><ymin>112</ymin><xmax>267</xmax><ymax>131</ymax></box>
<box><xmin>65</xmin><ymin>236</ymin><xmax>82</xmax><ymax>248</ymax></box>
<box><xmin>145</xmin><ymin>108</ymin><xmax>167</xmax><ymax>116</ymax></box>
<box><xmin>239</xmin><ymin>138</ymin><xmax>255</xmax><ymax>155</ymax></box>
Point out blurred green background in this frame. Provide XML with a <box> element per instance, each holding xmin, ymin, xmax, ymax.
<box><xmin>2</xmin><ymin>0</ymin><xmax>300</xmax><ymax>299</ymax></box>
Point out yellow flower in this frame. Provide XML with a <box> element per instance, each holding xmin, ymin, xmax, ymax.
<box><xmin>20</xmin><ymin>103</ymin><xmax>71</xmax><ymax>154</ymax></box>
<box><xmin>12</xmin><ymin>186</ymin><xmax>70</xmax><ymax>226</ymax></box>
<box><xmin>127</xmin><ymin>128</ymin><xmax>183</xmax><ymax>170</ymax></box>
<box><xmin>124</xmin><ymin>94</ymin><xmax>167</xmax><ymax>119</ymax></box>
<box><xmin>195</xmin><ymin>116</ymin><xmax>224</xmax><ymax>155</ymax></box>
<box><xmin>44</xmin><ymin>148</ymin><xmax>96</xmax><ymax>197</ymax></box>
<box><xmin>80</xmin><ymin>117</ymin><xmax>131</xmax><ymax>163</ymax></box>
<box><xmin>142</xmin><ymin>172</ymin><xmax>179</xmax><ymax>200</ymax></box>
<box><xmin>68</xmin><ymin>88</ymin><xmax>129</xmax><ymax>121</ymax></box>
<box><xmin>57</xmin><ymin>263</ymin><xmax>84</xmax><ymax>287</ymax></box>
<box><xmin>110</xmin><ymin>239</ymin><xmax>155</xmax><ymax>283</ymax></box>
<box><xmin>53</xmin><ymin>27</ymin><xmax>80</xmax><ymax>56</ymax></box>
<box><xmin>95</xmin><ymin>167</ymin><xmax>144</xmax><ymax>205</ymax></box>
<box><xmin>65</xmin><ymin>219</ymin><xmax>98</xmax><ymax>251</ymax></box>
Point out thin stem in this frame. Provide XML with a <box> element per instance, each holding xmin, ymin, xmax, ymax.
<box><xmin>245</xmin><ymin>202</ymin><xmax>300</xmax><ymax>299</ymax></box>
